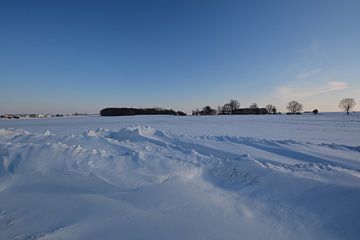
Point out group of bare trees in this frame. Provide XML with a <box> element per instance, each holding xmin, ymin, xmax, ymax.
<box><xmin>192</xmin><ymin>98</ymin><xmax>356</xmax><ymax>116</ymax></box>
<box><xmin>265</xmin><ymin>104</ymin><xmax>277</xmax><ymax>114</ymax></box>
<box><xmin>193</xmin><ymin>100</ymin><xmax>241</xmax><ymax>115</ymax></box>
<box><xmin>285</xmin><ymin>98</ymin><xmax>357</xmax><ymax>115</ymax></box>
<box><xmin>218</xmin><ymin>99</ymin><xmax>241</xmax><ymax>114</ymax></box>
<box><xmin>193</xmin><ymin>100</ymin><xmax>278</xmax><ymax>115</ymax></box>
<box><xmin>192</xmin><ymin>106</ymin><xmax>217</xmax><ymax>115</ymax></box>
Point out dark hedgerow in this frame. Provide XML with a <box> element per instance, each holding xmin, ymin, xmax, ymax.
<box><xmin>100</xmin><ymin>108</ymin><xmax>186</xmax><ymax>116</ymax></box>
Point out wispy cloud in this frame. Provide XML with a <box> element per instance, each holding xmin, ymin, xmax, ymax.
<box><xmin>296</xmin><ymin>68</ymin><xmax>323</xmax><ymax>79</ymax></box>
<box><xmin>275</xmin><ymin>81</ymin><xmax>349</xmax><ymax>99</ymax></box>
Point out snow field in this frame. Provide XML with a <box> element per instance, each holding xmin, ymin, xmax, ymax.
<box><xmin>0</xmin><ymin>115</ymin><xmax>359</xmax><ymax>239</ymax></box>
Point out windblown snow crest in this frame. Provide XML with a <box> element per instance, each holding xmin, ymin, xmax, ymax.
<box><xmin>1</xmin><ymin>126</ymin><xmax>359</xmax><ymax>187</ymax></box>
<box><xmin>0</xmin><ymin>126</ymin><xmax>204</xmax><ymax>189</ymax></box>
<box><xmin>1</xmin><ymin>126</ymin><xmax>360</xmax><ymax>240</ymax></box>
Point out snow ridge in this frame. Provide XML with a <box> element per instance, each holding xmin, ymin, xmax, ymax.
<box><xmin>0</xmin><ymin>126</ymin><xmax>360</xmax><ymax>240</ymax></box>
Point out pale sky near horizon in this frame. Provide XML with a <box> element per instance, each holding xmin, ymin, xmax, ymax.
<box><xmin>1</xmin><ymin>0</ymin><xmax>359</xmax><ymax>114</ymax></box>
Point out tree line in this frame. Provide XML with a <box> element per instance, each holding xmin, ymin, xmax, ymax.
<box><xmin>192</xmin><ymin>100</ymin><xmax>277</xmax><ymax>115</ymax></box>
<box><xmin>99</xmin><ymin>98</ymin><xmax>356</xmax><ymax>117</ymax></box>
<box><xmin>192</xmin><ymin>98</ymin><xmax>357</xmax><ymax>116</ymax></box>
<box><xmin>100</xmin><ymin>107</ymin><xmax>186</xmax><ymax>116</ymax></box>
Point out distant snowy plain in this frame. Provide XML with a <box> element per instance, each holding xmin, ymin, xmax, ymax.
<box><xmin>0</xmin><ymin>113</ymin><xmax>359</xmax><ymax>240</ymax></box>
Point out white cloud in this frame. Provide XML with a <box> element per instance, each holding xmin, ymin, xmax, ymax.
<box><xmin>275</xmin><ymin>81</ymin><xmax>349</xmax><ymax>99</ymax></box>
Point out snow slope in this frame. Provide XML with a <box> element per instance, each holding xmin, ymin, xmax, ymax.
<box><xmin>0</xmin><ymin>115</ymin><xmax>360</xmax><ymax>239</ymax></box>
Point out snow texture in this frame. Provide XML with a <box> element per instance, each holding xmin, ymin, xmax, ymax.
<box><xmin>0</xmin><ymin>114</ymin><xmax>359</xmax><ymax>239</ymax></box>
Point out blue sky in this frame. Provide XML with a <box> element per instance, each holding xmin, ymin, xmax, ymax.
<box><xmin>1</xmin><ymin>0</ymin><xmax>359</xmax><ymax>114</ymax></box>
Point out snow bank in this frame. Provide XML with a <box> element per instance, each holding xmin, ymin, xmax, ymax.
<box><xmin>0</xmin><ymin>126</ymin><xmax>359</xmax><ymax>240</ymax></box>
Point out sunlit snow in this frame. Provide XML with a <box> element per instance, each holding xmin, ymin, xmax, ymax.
<box><xmin>0</xmin><ymin>114</ymin><xmax>359</xmax><ymax>240</ymax></box>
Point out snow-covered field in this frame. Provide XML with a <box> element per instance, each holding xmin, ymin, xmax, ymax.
<box><xmin>0</xmin><ymin>113</ymin><xmax>359</xmax><ymax>240</ymax></box>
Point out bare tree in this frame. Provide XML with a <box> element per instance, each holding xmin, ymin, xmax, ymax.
<box><xmin>202</xmin><ymin>106</ymin><xmax>217</xmax><ymax>115</ymax></box>
<box><xmin>286</xmin><ymin>100</ymin><xmax>303</xmax><ymax>114</ymax></box>
<box><xmin>339</xmin><ymin>98</ymin><xmax>356</xmax><ymax>115</ymax></box>
<box><xmin>203</xmin><ymin>106</ymin><xmax>211</xmax><ymax>115</ymax></box>
<box><xmin>192</xmin><ymin>108</ymin><xmax>200</xmax><ymax>116</ymax></box>
<box><xmin>222</xmin><ymin>103</ymin><xmax>232</xmax><ymax>114</ymax></box>
<box><xmin>265</xmin><ymin>104</ymin><xmax>276</xmax><ymax>114</ymax></box>
<box><xmin>272</xmin><ymin>106</ymin><xmax>277</xmax><ymax>114</ymax></box>
<box><xmin>229</xmin><ymin>99</ymin><xmax>240</xmax><ymax>112</ymax></box>
<box><xmin>249</xmin><ymin>103</ymin><xmax>259</xmax><ymax>110</ymax></box>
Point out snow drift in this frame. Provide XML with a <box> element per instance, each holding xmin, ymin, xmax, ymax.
<box><xmin>0</xmin><ymin>126</ymin><xmax>359</xmax><ymax>240</ymax></box>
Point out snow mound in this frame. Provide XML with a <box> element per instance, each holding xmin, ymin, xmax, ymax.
<box><xmin>0</xmin><ymin>126</ymin><xmax>360</xmax><ymax>240</ymax></box>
